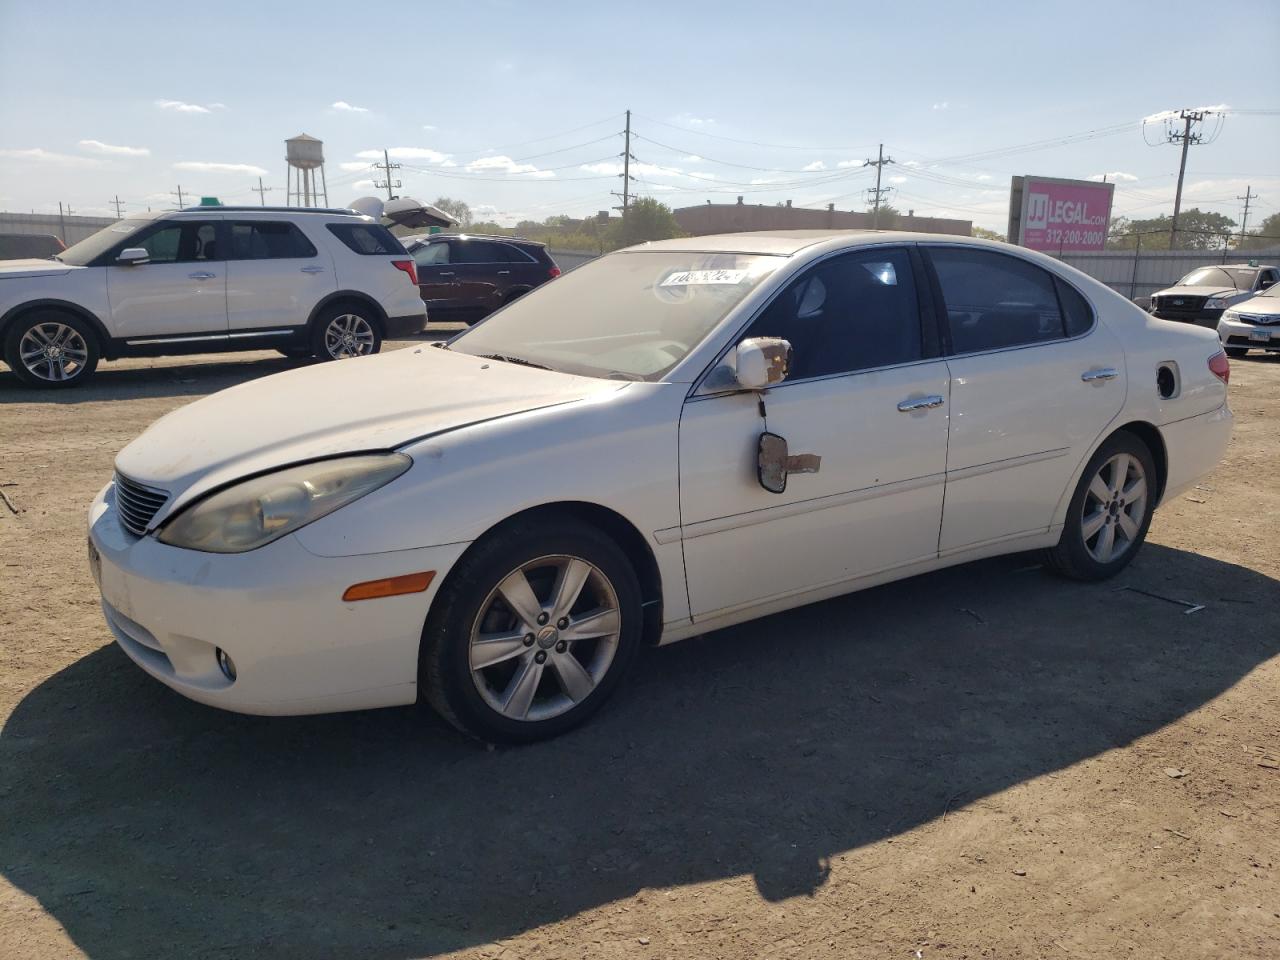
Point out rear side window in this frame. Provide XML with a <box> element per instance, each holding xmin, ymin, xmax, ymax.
<box><xmin>928</xmin><ymin>248</ymin><xmax>1067</xmax><ymax>353</ymax></box>
<box><xmin>1054</xmin><ymin>277</ymin><xmax>1094</xmax><ymax>337</ymax></box>
<box><xmin>326</xmin><ymin>223</ymin><xmax>405</xmax><ymax>256</ymax></box>
<box><xmin>229</xmin><ymin>221</ymin><xmax>317</xmax><ymax>260</ymax></box>
<box><xmin>500</xmin><ymin>243</ymin><xmax>537</xmax><ymax>263</ymax></box>
<box><xmin>412</xmin><ymin>242</ymin><xmax>450</xmax><ymax>267</ymax></box>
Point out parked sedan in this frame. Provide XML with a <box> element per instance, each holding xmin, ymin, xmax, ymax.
<box><xmin>1218</xmin><ymin>283</ymin><xmax>1280</xmax><ymax>357</ymax></box>
<box><xmin>88</xmin><ymin>231</ymin><xmax>1233</xmax><ymax>743</ymax></box>
<box><xmin>1148</xmin><ymin>263</ymin><xmax>1279</xmax><ymax>327</ymax></box>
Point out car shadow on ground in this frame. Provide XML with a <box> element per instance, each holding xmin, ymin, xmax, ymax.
<box><xmin>2</xmin><ymin>544</ymin><xmax>1276</xmax><ymax>958</ymax></box>
<box><xmin>0</xmin><ymin>330</ymin><xmax>457</xmax><ymax>404</ymax></box>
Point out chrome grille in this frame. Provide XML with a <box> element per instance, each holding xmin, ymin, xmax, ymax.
<box><xmin>1236</xmin><ymin>312</ymin><xmax>1280</xmax><ymax>326</ymax></box>
<box><xmin>114</xmin><ymin>472</ymin><xmax>170</xmax><ymax>536</ymax></box>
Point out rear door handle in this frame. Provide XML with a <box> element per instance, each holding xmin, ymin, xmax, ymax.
<box><xmin>300</xmin><ymin>265</ymin><xmax>325</xmax><ymax>274</ymax></box>
<box><xmin>1081</xmin><ymin>367</ymin><xmax>1119</xmax><ymax>382</ymax></box>
<box><xmin>188</xmin><ymin>271</ymin><xmax>216</xmax><ymax>280</ymax></box>
<box><xmin>897</xmin><ymin>394</ymin><xmax>945</xmax><ymax>412</ymax></box>
<box><xmin>438</xmin><ymin>271</ymin><xmax>455</xmax><ymax>277</ymax></box>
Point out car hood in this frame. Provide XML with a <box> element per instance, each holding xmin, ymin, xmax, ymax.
<box><xmin>1231</xmin><ymin>296</ymin><xmax>1280</xmax><ymax>317</ymax></box>
<box><xmin>115</xmin><ymin>347</ymin><xmax>622</xmax><ymax>514</ymax></box>
<box><xmin>0</xmin><ymin>258</ymin><xmax>79</xmax><ymax>278</ymax></box>
<box><xmin>1154</xmin><ymin>285</ymin><xmax>1239</xmax><ymax>299</ymax></box>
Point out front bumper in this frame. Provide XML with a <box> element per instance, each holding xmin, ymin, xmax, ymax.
<box><xmin>1152</xmin><ymin>307</ymin><xmax>1223</xmax><ymax>327</ymax></box>
<box><xmin>88</xmin><ymin>482</ymin><xmax>468</xmax><ymax>715</ymax></box>
<box><xmin>1218</xmin><ymin>315</ymin><xmax>1280</xmax><ymax>352</ymax></box>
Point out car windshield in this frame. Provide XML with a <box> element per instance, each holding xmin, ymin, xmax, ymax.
<box><xmin>1257</xmin><ymin>283</ymin><xmax>1280</xmax><ymax>299</ymax></box>
<box><xmin>450</xmin><ymin>251</ymin><xmax>783</xmax><ymax>380</ymax></box>
<box><xmin>1176</xmin><ymin>266</ymin><xmax>1256</xmax><ymax>289</ymax></box>
<box><xmin>57</xmin><ymin>219</ymin><xmax>153</xmax><ymax>266</ymax></box>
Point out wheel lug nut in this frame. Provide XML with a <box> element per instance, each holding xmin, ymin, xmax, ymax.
<box><xmin>534</xmin><ymin>651</ymin><xmax>547</xmax><ymax>664</ymax></box>
<box><xmin>536</xmin><ymin>612</ymin><xmax>549</xmax><ymax>625</ymax></box>
<box><xmin>557</xmin><ymin>617</ymin><xmax>569</xmax><ymax>629</ymax></box>
<box><xmin>523</xmin><ymin>634</ymin><xmax>535</xmax><ymax>646</ymax></box>
<box><xmin>555</xmin><ymin>641</ymin><xmax>567</xmax><ymax>653</ymax></box>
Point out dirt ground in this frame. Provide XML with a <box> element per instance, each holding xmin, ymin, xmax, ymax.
<box><xmin>1</xmin><ymin>337</ymin><xmax>1277</xmax><ymax>960</ymax></box>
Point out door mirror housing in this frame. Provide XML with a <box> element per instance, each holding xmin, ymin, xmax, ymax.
<box><xmin>116</xmin><ymin>248</ymin><xmax>149</xmax><ymax>266</ymax></box>
<box><xmin>733</xmin><ymin>337</ymin><xmax>791</xmax><ymax>391</ymax></box>
<box><xmin>758</xmin><ymin>431</ymin><xmax>789</xmax><ymax>494</ymax></box>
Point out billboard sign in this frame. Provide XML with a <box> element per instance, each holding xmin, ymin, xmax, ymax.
<box><xmin>1008</xmin><ymin>175</ymin><xmax>1114</xmax><ymax>253</ymax></box>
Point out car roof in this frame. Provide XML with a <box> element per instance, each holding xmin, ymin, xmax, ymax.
<box><xmin>412</xmin><ymin>232</ymin><xmax>545</xmax><ymax>247</ymax></box>
<box><xmin>623</xmin><ymin>230</ymin><xmax>996</xmax><ymax>256</ymax></box>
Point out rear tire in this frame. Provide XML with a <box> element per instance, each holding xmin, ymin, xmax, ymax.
<box><xmin>420</xmin><ymin>516</ymin><xmax>643</xmax><ymax>744</ymax></box>
<box><xmin>3</xmin><ymin>310</ymin><xmax>100</xmax><ymax>388</ymax></box>
<box><xmin>1045</xmin><ymin>431</ymin><xmax>1157</xmax><ymax>581</ymax></box>
<box><xmin>311</xmin><ymin>303</ymin><xmax>382</xmax><ymax>360</ymax></box>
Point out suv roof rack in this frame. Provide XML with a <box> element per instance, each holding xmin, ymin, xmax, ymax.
<box><xmin>425</xmin><ymin>232</ymin><xmax>544</xmax><ymax>245</ymax></box>
<box><xmin>178</xmin><ymin>205</ymin><xmax>365</xmax><ymax>216</ymax></box>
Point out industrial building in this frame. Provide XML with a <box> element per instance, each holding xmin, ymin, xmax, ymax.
<box><xmin>673</xmin><ymin>198</ymin><xmax>971</xmax><ymax>237</ymax></box>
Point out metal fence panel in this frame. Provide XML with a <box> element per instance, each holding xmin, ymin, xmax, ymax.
<box><xmin>1056</xmin><ymin>247</ymin><xmax>1280</xmax><ymax>302</ymax></box>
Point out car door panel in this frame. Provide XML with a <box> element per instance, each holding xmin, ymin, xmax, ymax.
<box><xmin>105</xmin><ymin>219</ymin><xmax>227</xmax><ymax>338</ymax></box>
<box><xmin>225</xmin><ymin>220</ymin><xmax>335</xmax><ymax>332</ymax></box>
<box><xmin>679</xmin><ymin>362</ymin><xmax>950</xmax><ymax>619</ymax></box>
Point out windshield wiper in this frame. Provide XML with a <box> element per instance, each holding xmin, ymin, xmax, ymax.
<box><xmin>478</xmin><ymin>353</ymin><xmax>552</xmax><ymax>371</ymax></box>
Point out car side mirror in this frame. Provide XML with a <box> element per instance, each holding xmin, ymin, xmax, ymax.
<box><xmin>117</xmin><ymin>248</ymin><xmax>149</xmax><ymax>266</ymax></box>
<box><xmin>758</xmin><ymin>431</ymin><xmax>789</xmax><ymax>494</ymax></box>
<box><xmin>733</xmin><ymin>337</ymin><xmax>791</xmax><ymax>391</ymax></box>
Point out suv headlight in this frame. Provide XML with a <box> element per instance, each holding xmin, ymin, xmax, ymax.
<box><xmin>1206</xmin><ymin>297</ymin><xmax>1229</xmax><ymax>310</ymax></box>
<box><xmin>158</xmin><ymin>453</ymin><xmax>411</xmax><ymax>553</ymax></box>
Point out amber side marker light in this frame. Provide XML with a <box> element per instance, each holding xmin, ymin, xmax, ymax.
<box><xmin>342</xmin><ymin>571</ymin><xmax>436</xmax><ymax>602</ymax></box>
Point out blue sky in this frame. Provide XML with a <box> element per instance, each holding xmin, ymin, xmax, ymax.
<box><xmin>1</xmin><ymin>0</ymin><xmax>1277</xmax><ymax>232</ymax></box>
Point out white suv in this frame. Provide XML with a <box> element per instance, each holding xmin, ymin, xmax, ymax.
<box><xmin>0</xmin><ymin>207</ymin><xmax>427</xmax><ymax>388</ymax></box>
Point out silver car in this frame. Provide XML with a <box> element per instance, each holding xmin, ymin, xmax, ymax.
<box><xmin>1218</xmin><ymin>283</ymin><xmax>1280</xmax><ymax>357</ymax></box>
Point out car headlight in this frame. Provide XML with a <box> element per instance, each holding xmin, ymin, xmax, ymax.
<box><xmin>157</xmin><ymin>453</ymin><xmax>411</xmax><ymax>553</ymax></box>
<box><xmin>1206</xmin><ymin>297</ymin><xmax>1229</xmax><ymax>310</ymax></box>
<box><xmin>1222</xmin><ymin>309</ymin><xmax>1239</xmax><ymax>321</ymax></box>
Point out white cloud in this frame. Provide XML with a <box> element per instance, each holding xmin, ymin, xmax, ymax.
<box><xmin>339</xmin><ymin>161</ymin><xmax>371</xmax><ymax>172</ymax></box>
<box><xmin>472</xmin><ymin>204</ymin><xmax>500</xmax><ymax>217</ymax></box>
<box><xmin>174</xmin><ymin>160</ymin><xmax>269</xmax><ymax>176</ymax></box>
<box><xmin>581</xmin><ymin>160</ymin><xmax>688</xmax><ymax>179</ymax></box>
<box><xmin>683</xmin><ymin>155</ymin><xmax>704</xmax><ymax>162</ymax></box>
<box><xmin>932</xmin><ymin>101</ymin><xmax>950</xmax><ymax>111</ymax></box>
<box><xmin>350</xmin><ymin>180</ymin><xmax>377</xmax><ymax>192</ymax></box>
<box><xmin>0</xmin><ymin>147</ymin><xmax>100</xmax><ymax>168</ymax></box>
<box><xmin>670</xmin><ymin>112</ymin><xmax>714</xmax><ymax>128</ymax></box>
<box><xmin>155</xmin><ymin>99</ymin><xmax>223</xmax><ymax>114</ymax></box>
<box><xmin>903</xmin><ymin>159</ymin><xmax>921</xmax><ymax>168</ymax></box>
<box><xmin>1088</xmin><ymin>171</ymin><xmax>1138</xmax><ymax>182</ymax></box>
<box><xmin>836</xmin><ymin>159</ymin><xmax>863</xmax><ymax>168</ymax></box>
<box><xmin>78</xmin><ymin>139</ymin><xmax>150</xmax><ymax>157</ymax></box>
<box><xmin>1142</xmin><ymin>104</ymin><xmax>1229</xmax><ymax>124</ymax></box>
<box><xmin>466</xmin><ymin>155</ymin><xmax>554</xmax><ymax>177</ymax></box>
<box><xmin>356</xmin><ymin>146</ymin><xmax>451</xmax><ymax>164</ymax></box>
<box><xmin>802</xmin><ymin>160</ymin><xmax>826</xmax><ymax>171</ymax></box>
<box><xmin>332</xmin><ymin>101</ymin><xmax>369</xmax><ymax>113</ymax></box>
<box><xmin>888</xmin><ymin>175</ymin><xmax>908</xmax><ymax>184</ymax></box>
<box><xmin>976</xmin><ymin>173</ymin><xmax>993</xmax><ymax>181</ymax></box>
<box><xmin>750</xmin><ymin>177</ymin><xmax>784</xmax><ymax>185</ymax></box>
<box><xmin>422</xmin><ymin>124</ymin><xmax>437</xmax><ymax>131</ymax></box>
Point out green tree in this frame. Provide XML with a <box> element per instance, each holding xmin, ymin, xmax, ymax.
<box><xmin>431</xmin><ymin>197</ymin><xmax>472</xmax><ymax>227</ymax></box>
<box><xmin>1107</xmin><ymin>208</ymin><xmax>1237</xmax><ymax>250</ymax></box>
<box><xmin>1239</xmin><ymin>212</ymin><xmax>1280</xmax><ymax>250</ymax></box>
<box><xmin>971</xmin><ymin>226</ymin><xmax>1006</xmax><ymax>242</ymax></box>
<box><xmin>607</xmin><ymin>197</ymin><xmax>684</xmax><ymax>248</ymax></box>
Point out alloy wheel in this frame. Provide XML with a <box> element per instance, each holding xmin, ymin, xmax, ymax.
<box><xmin>18</xmin><ymin>322</ymin><xmax>90</xmax><ymax>383</ymax></box>
<box><xmin>1081</xmin><ymin>452</ymin><xmax>1148</xmax><ymax>563</ymax></box>
<box><xmin>468</xmin><ymin>555</ymin><xmax>621</xmax><ymax>722</ymax></box>
<box><xmin>323</xmin><ymin>314</ymin><xmax>376</xmax><ymax>359</ymax></box>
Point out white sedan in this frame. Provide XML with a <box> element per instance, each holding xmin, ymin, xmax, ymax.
<box><xmin>89</xmin><ymin>231</ymin><xmax>1233</xmax><ymax>742</ymax></box>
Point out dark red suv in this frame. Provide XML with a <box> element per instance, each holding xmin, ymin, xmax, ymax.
<box><xmin>402</xmin><ymin>233</ymin><xmax>561</xmax><ymax>323</ymax></box>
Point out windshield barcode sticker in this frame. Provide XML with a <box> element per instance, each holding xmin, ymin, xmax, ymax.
<box><xmin>661</xmin><ymin>269</ymin><xmax>750</xmax><ymax>287</ymax></box>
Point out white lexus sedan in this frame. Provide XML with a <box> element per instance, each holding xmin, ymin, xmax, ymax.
<box><xmin>89</xmin><ymin>231</ymin><xmax>1234</xmax><ymax>742</ymax></box>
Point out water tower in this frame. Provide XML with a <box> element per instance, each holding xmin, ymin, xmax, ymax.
<box><xmin>285</xmin><ymin>133</ymin><xmax>328</xmax><ymax>207</ymax></box>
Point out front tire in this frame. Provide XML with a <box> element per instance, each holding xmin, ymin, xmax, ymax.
<box><xmin>3</xmin><ymin>310</ymin><xmax>100</xmax><ymax>388</ymax></box>
<box><xmin>311</xmin><ymin>303</ymin><xmax>382</xmax><ymax>361</ymax></box>
<box><xmin>420</xmin><ymin>516</ymin><xmax>643</xmax><ymax>743</ymax></box>
<box><xmin>1046</xmin><ymin>431</ymin><xmax>1157</xmax><ymax>581</ymax></box>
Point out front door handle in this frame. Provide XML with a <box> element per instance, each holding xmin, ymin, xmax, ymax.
<box><xmin>438</xmin><ymin>271</ymin><xmax>455</xmax><ymax>277</ymax></box>
<box><xmin>497</xmin><ymin>270</ymin><xmax>511</xmax><ymax>276</ymax></box>
<box><xmin>300</xmin><ymin>265</ymin><xmax>326</xmax><ymax>274</ymax></box>
<box><xmin>1081</xmin><ymin>367</ymin><xmax>1120</xmax><ymax>382</ymax></box>
<box><xmin>897</xmin><ymin>394</ymin><xmax>945</xmax><ymax>412</ymax></box>
<box><xmin>188</xmin><ymin>271</ymin><xmax>216</xmax><ymax>280</ymax></box>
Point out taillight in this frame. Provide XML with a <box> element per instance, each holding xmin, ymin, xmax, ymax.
<box><xmin>1208</xmin><ymin>350</ymin><xmax>1230</xmax><ymax>385</ymax></box>
<box><xmin>392</xmin><ymin>259</ymin><xmax>418</xmax><ymax>285</ymax></box>
<box><xmin>548</xmin><ymin>265</ymin><xmax>561</xmax><ymax>279</ymax></box>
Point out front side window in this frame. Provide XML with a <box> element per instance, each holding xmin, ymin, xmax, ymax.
<box><xmin>135</xmin><ymin>221</ymin><xmax>220</xmax><ymax>264</ymax></box>
<box><xmin>928</xmin><ymin>247</ymin><xmax>1066</xmax><ymax>353</ymax></box>
<box><xmin>741</xmin><ymin>248</ymin><xmax>925</xmax><ymax>380</ymax></box>
<box><xmin>451</xmin><ymin>251</ymin><xmax>782</xmax><ymax>381</ymax></box>
<box><xmin>228</xmin><ymin>221</ymin><xmax>317</xmax><ymax>260</ymax></box>
<box><xmin>450</xmin><ymin>240</ymin><xmax>508</xmax><ymax>264</ymax></box>
<box><xmin>58</xmin><ymin>219</ymin><xmax>152</xmax><ymax>266</ymax></box>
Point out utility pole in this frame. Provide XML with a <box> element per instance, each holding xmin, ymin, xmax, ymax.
<box><xmin>171</xmin><ymin>184</ymin><xmax>186</xmax><ymax>209</ymax></box>
<box><xmin>863</xmin><ymin>143</ymin><xmax>895</xmax><ymax>229</ymax></box>
<box><xmin>57</xmin><ymin>201</ymin><xmax>67</xmax><ymax>243</ymax></box>
<box><xmin>611</xmin><ymin>109</ymin><xmax>635</xmax><ymax>218</ymax></box>
<box><xmin>1164</xmin><ymin>109</ymin><xmax>1206</xmax><ymax>249</ymax></box>
<box><xmin>251</xmin><ymin>176</ymin><xmax>274</xmax><ymax>206</ymax></box>
<box><xmin>109</xmin><ymin>195</ymin><xmax>126</xmax><ymax>219</ymax></box>
<box><xmin>373</xmin><ymin>149</ymin><xmax>401</xmax><ymax>201</ymax></box>
<box><xmin>1237</xmin><ymin>185</ymin><xmax>1258</xmax><ymax>246</ymax></box>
